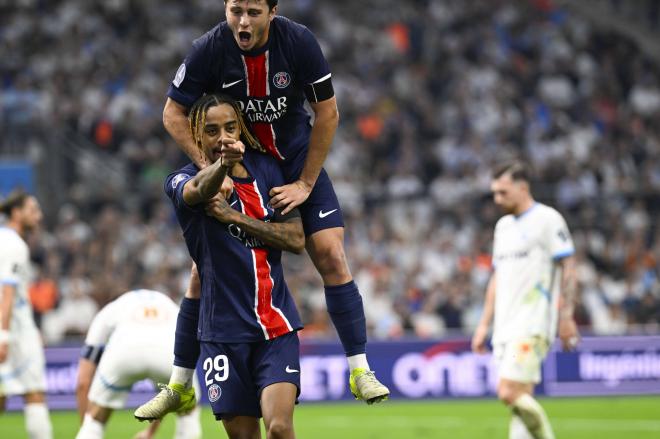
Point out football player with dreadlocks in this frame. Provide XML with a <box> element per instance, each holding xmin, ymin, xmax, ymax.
<box><xmin>138</xmin><ymin>94</ymin><xmax>304</xmax><ymax>438</ymax></box>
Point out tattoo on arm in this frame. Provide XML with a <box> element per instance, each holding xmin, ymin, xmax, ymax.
<box><xmin>231</xmin><ymin>213</ymin><xmax>304</xmax><ymax>254</ymax></box>
<box><xmin>185</xmin><ymin>160</ymin><xmax>229</xmax><ymax>205</ymax></box>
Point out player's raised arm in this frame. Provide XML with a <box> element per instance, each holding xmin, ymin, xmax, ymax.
<box><xmin>182</xmin><ymin>138</ymin><xmax>243</xmax><ymax>206</ymax></box>
<box><xmin>472</xmin><ymin>274</ymin><xmax>496</xmax><ymax>354</ymax></box>
<box><xmin>205</xmin><ymin>194</ymin><xmax>305</xmax><ymax>254</ymax></box>
<box><xmin>558</xmin><ymin>255</ymin><xmax>579</xmax><ymax>351</ymax></box>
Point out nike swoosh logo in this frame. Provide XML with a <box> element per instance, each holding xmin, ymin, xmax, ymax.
<box><xmin>285</xmin><ymin>366</ymin><xmax>299</xmax><ymax>374</ymax></box>
<box><xmin>318</xmin><ymin>209</ymin><xmax>338</xmax><ymax>219</ymax></box>
<box><xmin>222</xmin><ymin>79</ymin><xmax>244</xmax><ymax>89</ymax></box>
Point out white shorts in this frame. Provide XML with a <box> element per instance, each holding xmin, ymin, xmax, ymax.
<box><xmin>0</xmin><ymin>329</ymin><xmax>47</xmax><ymax>396</ymax></box>
<box><xmin>88</xmin><ymin>338</ymin><xmax>174</xmax><ymax>409</ymax></box>
<box><xmin>493</xmin><ymin>336</ymin><xmax>550</xmax><ymax>384</ymax></box>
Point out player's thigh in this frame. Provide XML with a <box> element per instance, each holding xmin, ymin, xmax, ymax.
<box><xmin>297</xmin><ymin>168</ymin><xmax>344</xmax><ymax>237</ymax></box>
<box><xmin>497</xmin><ymin>378</ymin><xmax>534</xmax><ymax>405</ymax></box>
<box><xmin>23</xmin><ymin>391</ymin><xmax>46</xmax><ymax>404</ymax></box>
<box><xmin>252</xmin><ymin>331</ymin><xmax>300</xmax><ymax>401</ymax></box>
<box><xmin>141</xmin><ymin>341</ymin><xmax>177</xmax><ymax>383</ymax></box>
<box><xmin>200</xmin><ymin>341</ymin><xmax>261</xmax><ymax>419</ymax></box>
<box><xmin>494</xmin><ymin>337</ymin><xmax>549</xmax><ymax>388</ymax></box>
<box><xmin>88</xmin><ymin>347</ymin><xmax>138</xmax><ymax>409</ymax></box>
<box><xmin>221</xmin><ymin>416</ymin><xmax>260</xmax><ymax>439</ymax></box>
<box><xmin>305</xmin><ymin>227</ymin><xmax>351</xmax><ymax>282</ymax></box>
<box><xmin>1</xmin><ymin>331</ymin><xmax>47</xmax><ymax>396</ymax></box>
<box><xmin>260</xmin><ymin>382</ymin><xmax>296</xmax><ymax>433</ymax></box>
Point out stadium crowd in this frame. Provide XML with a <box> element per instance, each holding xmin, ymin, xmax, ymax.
<box><xmin>1</xmin><ymin>0</ymin><xmax>659</xmax><ymax>343</ymax></box>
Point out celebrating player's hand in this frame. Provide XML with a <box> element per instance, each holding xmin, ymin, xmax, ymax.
<box><xmin>471</xmin><ymin>324</ymin><xmax>489</xmax><ymax>354</ymax></box>
<box><xmin>558</xmin><ymin>317</ymin><xmax>579</xmax><ymax>351</ymax></box>
<box><xmin>269</xmin><ymin>179</ymin><xmax>312</xmax><ymax>215</ymax></box>
<box><xmin>219</xmin><ymin>138</ymin><xmax>245</xmax><ymax>169</ymax></box>
<box><xmin>205</xmin><ymin>193</ymin><xmax>237</xmax><ymax>224</ymax></box>
<box><xmin>219</xmin><ymin>175</ymin><xmax>234</xmax><ymax>200</ymax></box>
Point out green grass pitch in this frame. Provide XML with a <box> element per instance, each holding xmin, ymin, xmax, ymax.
<box><xmin>2</xmin><ymin>396</ymin><xmax>659</xmax><ymax>438</ymax></box>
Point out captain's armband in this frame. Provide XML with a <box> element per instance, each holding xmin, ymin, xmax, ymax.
<box><xmin>304</xmin><ymin>74</ymin><xmax>334</xmax><ymax>103</ymax></box>
<box><xmin>80</xmin><ymin>344</ymin><xmax>105</xmax><ymax>364</ymax></box>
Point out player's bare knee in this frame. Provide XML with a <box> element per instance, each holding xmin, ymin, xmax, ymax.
<box><xmin>497</xmin><ymin>383</ymin><xmax>518</xmax><ymax>406</ymax></box>
<box><xmin>24</xmin><ymin>391</ymin><xmax>46</xmax><ymax>404</ymax></box>
<box><xmin>266</xmin><ymin>418</ymin><xmax>294</xmax><ymax>439</ymax></box>
<box><xmin>312</xmin><ymin>241</ymin><xmax>350</xmax><ymax>280</ymax></box>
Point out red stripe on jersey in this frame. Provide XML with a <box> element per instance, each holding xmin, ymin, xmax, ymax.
<box><xmin>242</xmin><ymin>53</ymin><xmax>285</xmax><ymax>161</ymax></box>
<box><xmin>234</xmin><ymin>181</ymin><xmax>292</xmax><ymax>339</ymax></box>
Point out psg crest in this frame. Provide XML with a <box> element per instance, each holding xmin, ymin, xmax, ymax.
<box><xmin>273</xmin><ymin>71</ymin><xmax>291</xmax><ymax>89</ymax></box>
<box><xmin>208</xmin><ymin>383</ymin><xmax>222</xmax><ymax>402</ymax></box>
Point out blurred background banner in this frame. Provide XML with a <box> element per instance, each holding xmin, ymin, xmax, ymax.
<box><xmin>6</xmin><ymin>336</ymin><xmax>659</xmax><ymax>411</ymax></box>
<box><xmin>0</xmin><ymin>161</ymin><xmax>34</xmax><ymax>196</ymax></box>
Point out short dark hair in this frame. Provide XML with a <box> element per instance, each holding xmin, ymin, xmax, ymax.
<box><xmin>0</xmin><ymin>189</ymin><xmax>29</xmax><ymax>217</ymax></box>
<box><xmin>492</xmin><ymin>160</ymin><xmax>532</xmax><ymax>182</ymax></box>
<box><xmin>224</xmin><ymin>0</ymin><xmax>278</xmax><ymax>10</ymax></box>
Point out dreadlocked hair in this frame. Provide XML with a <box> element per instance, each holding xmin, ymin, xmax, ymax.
<box><xmin>188</xmin><ymin>94</ymin><xmax>265</xmax><ymax>156</ymax></box>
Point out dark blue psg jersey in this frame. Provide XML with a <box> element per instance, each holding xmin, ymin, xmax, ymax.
<box><xmin>165</xmin><ymin>149</ymin><xmax>303</xmax><ymax>342</ymax></box>
<box><xmin>167</xmin><ymin>17</ymin><xmax>332</xmax><ymax>181</ymax></box>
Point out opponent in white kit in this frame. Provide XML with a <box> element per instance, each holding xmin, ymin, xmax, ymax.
<box><xmin>472</xmin><ymin>161</ymin><xmax>579</xmax><ymax>439</ymax></box>
<box><xmin>0</xmin><ymin>190</ymin><xmax>53</xmax><ymax>439</ymax></box>
<box><xmin>76</xmin><ymin>287</ymin><xmax>202</xmax><ymax>439</ymax></box>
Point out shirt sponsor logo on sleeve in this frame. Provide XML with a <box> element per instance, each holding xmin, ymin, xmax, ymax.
<box><xmin>171</xmin><ymin>174</ymin><xmax>189</xmax><ymax>189</ymax></box>
<box><xmin>173</xmin><ymin>64</ymin><xmax>186</xmax><ymax>88</ymax></box>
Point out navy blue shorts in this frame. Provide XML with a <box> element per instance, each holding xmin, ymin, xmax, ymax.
<box><xmin>200</xmin><ymin>331</ymin><xmax>300</xmax><ymax>420</ymax></box>
<box><xmin>297</xmin><ymin>168</ymin><xmax>344</xmax><ymax>236</ymax></box>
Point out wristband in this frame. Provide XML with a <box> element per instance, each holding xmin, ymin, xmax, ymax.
<box><xmin>0</xmin><ymin>329</ymin><xmax>9</xmax><ymax>343</ymax></box>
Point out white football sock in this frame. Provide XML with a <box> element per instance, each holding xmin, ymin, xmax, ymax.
<box><xmin>170</xmin><ymin>365</ymin><xmax>195</xmax><ymax>389</ymax></box>
<box><xmin>510</xmin><ymin>414</ymin><xmax>534</xmax><ymax>439</ymax></box>
<box><xmin>24</xmin><ymin>403</ymin><xmax>52</xmax><ymax>439</ymax></box>
<box><xmin>75</xmin><ymin>413</ymin><xmax>105</xmax><ymax>439</ymax></box>
<box><xmin>347</xmin><ymin>353</ymin><xmax>370</xmax><ymax>371</ymax></box>
<box><xmin>175</xmin><ymin>406</ymin><xmax>202</xmax><ymax>439</ymax></box>
<box><xmin>511</xmin><ymin>394</ymin><xmax>555</xmax><ymax>439</ymax></box>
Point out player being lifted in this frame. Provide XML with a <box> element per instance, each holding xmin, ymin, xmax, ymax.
<box><xmin>0</xmin><ymin>191</ymin><xmax>53</xmax><ymax>439</ymax></box>
<box><xmin>472</xmin><ymin>161</ymin><xmax>580</xmax><ymax>439</ymax></box>
<box><xmin>154</xmin><ymin>0</ymin><xmax>388</xmax><ymax>409</ymax></box>
<box><xmin>75</xmin><ymin>287</ymin><xmax>201</xmax><ymax>439</ymax></box>
<box><xmin>139</xmin><ymin>94</ymin><xmax>306</xmax><ymax>438</ymax></box>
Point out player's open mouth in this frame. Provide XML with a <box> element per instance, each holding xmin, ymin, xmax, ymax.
<box><xmin>238</xmin><ymin>31</ymin><xmax>251</xmax><ymax>45</ymax></box>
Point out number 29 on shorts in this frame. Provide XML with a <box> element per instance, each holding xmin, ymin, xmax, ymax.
<box><xmin>203</xmin><ymin>354</ymin><xmax>229</xmax><ymax>386</ymax></box>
